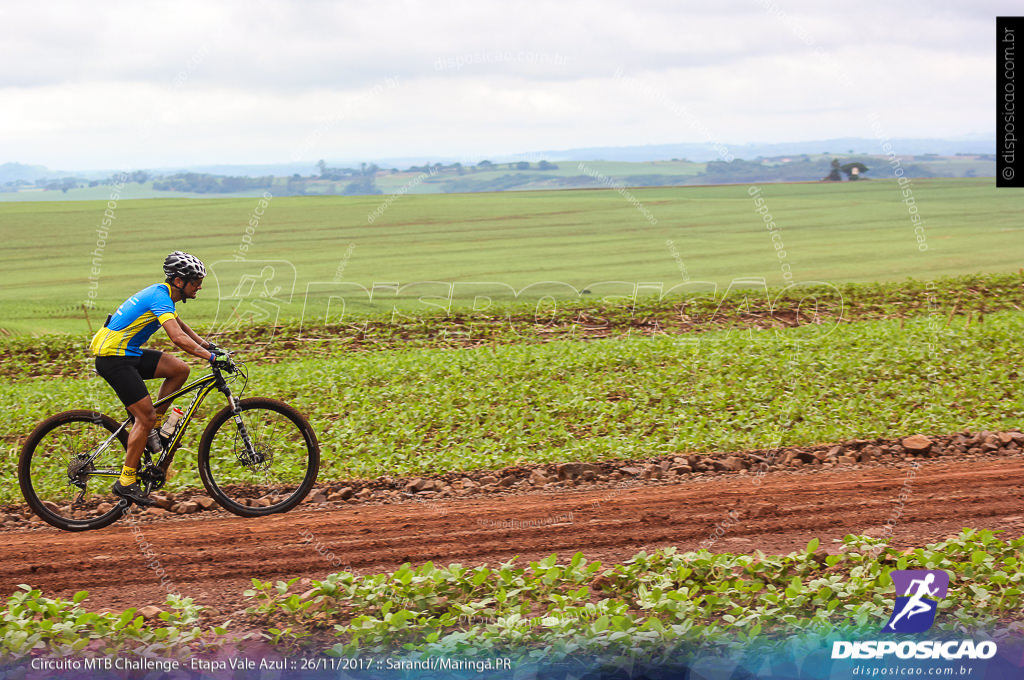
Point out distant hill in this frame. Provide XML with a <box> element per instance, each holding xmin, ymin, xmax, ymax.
<box><xmin>154</xmin><ymin>162</ymin><xmax>319</xmax><ymax>177</ymax></box>
<box><xmin>0</xmin><ymin>162</ymin><xmax>54</xmax><ymax>183</ymax></box>
<box><xmin>0</xmin><ymin>153</ymin><xmax>995</xmax><ymax>202</ymax></box>
<box><xmin>166</xmin><ymin>136</ymin><xmax>996</xmax><ymax>173</ymax></box>
<box><xmin>1</xmin><ymin>135</ymin><xmax>996</xmax><ymax>201</ymax></box>
<box><xmin>511</xmin><ymin>136</ymin><xmax>995</xmax><ymax>163</ymax></box>
<box><xmin>3</xmin><ymin>135</ymin><xmax>993</xmax><ymax>180</ymax></box>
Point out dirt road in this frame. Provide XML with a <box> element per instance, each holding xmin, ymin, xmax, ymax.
<box><xmin>2</xmin><ymin>455</ymin><xmax>1022</xmax><ymax>617</ymax></box>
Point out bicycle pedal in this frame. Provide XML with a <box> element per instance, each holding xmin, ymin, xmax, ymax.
<box><xmin>116</xmin><ymin>498</ymin><xmax>131</xmax><ymax>510</ymax></box>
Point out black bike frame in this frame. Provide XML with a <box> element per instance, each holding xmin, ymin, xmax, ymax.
<box><xmin>151</xmin><ymin>370</ymin><xmax>225</xmax><ymax>460</ymax></box>
<box><xmin>78</xmin><ymin>363</ymin><xmax>250</xmax><ymax>484</ymax></box>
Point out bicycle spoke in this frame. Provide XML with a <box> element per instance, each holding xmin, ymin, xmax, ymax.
<box><xmin>199</xmin><ymin>398</ymin><xmax>318</xmax><ymax>517</ymax></box>
<box><xmin>19</xmin><ymin>411</ymin><xmax>128</xmax><ymax>531</ymax></box>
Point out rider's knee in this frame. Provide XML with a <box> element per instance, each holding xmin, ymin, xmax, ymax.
<box><xmin>136</xmin><ymin>407</ymin><xmax>158</xmax><ymax>428</ymax></box>
<box><xmin>169</xmin><ymin>358</ymin><xmax>190</xmax><ymax>381</ymax></box>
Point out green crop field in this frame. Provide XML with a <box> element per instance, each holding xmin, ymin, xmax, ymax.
<box><xmin>2</xmin><ymin>178</ymin><xmax>1023</xmax><ymax>670</ymax></box>
<box><xmin>3</xmin><ymin>532</ymin><xmax>1022</xmax><ymax>666</ymax></box>
<box><xmin>2</xmin><ymin>308</ymin><xmax>1022</xmax><ymax>504</ymax></box>
<box><xmin>0</xmin><ymin>177</ymin><xmax>1018</xmax><ymax>335</ymax></box>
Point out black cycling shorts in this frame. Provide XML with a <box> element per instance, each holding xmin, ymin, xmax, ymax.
<box><xmin>95</xmin><ymin>349</ymin><xmax>164</xmax><ymax>407</ymax></box>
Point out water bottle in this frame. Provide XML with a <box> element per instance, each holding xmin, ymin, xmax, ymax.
<box><xmin>159</xmin><ymin>407</ymin><xmax>184</xmax><ymax>439</ymax></box>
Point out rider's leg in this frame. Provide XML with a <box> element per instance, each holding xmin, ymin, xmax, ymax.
<box><xmin>122</xmin><ymin>395</ymin><xmax>157</xmax><ymax>482</ymax></box>
<box><xmin>95</xmin><ymin>356</ymin><xmax>155</xmax><ymax>483</ymax></box>
<box><xmin>95</xmin><ymin>355</ymin><xmax>161</xmax><ymax>504</ymax></box>
<box><xmin>151</xmin><ymin>354</ymin><xmax>190</xmax><ymax>475</ymax></box>
<box><xmin>144</xmin><ymin>351</ymin><xmax>190</xmax><ymax>418</ymax></box>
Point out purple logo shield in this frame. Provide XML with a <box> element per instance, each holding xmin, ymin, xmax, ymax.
<box><xmin>883</xmin><ymin>569</ymin><xmax>950</xmax><ymax>634</ymax></box>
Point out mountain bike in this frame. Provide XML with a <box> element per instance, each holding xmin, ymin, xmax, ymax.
<box><xmin>18</xmin><ymin>352</ymin><xmax>319</xmax><ymax>532</ymax></box>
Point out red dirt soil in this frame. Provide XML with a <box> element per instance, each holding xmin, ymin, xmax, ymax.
<box><xmin>1</xmin><ymin>455</ymin><xmax>1022</xmax><ymax>618</ymax></box>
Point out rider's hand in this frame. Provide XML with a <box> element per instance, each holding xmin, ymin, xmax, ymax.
<box><xmin>208</xmin><ymin>347</ymin><xmax>232</xmax><ymax>370</ymax></box>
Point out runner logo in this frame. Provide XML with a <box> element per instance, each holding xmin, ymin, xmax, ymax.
<box><xmin>883</xmin><ymin>569</ymin><xmax>949</xmax><ymax>634</ymax></box>
<box><xmin>833</xmin><ymin>569</ymin><xmax>996</xmax><ymax>660</ymax></box>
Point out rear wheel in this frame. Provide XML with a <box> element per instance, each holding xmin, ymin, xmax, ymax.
<box><xmin>18</xmin><ymin>410</ymin><xmax>129</xmax><ymax>531</ymax></box>
<box><xmin>197</xmin><ymin>398</ymin><xmax>319</xmax><ymax>517</ymax></box>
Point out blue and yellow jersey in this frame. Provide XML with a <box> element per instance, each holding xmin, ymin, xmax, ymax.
<box><xmin>89</xmin><ymin>283</ymin><xmax>178</xmax><ymax>356</ymax></box>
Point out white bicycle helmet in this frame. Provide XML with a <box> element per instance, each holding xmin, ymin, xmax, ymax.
<box><xmin>163</xmin><ymin>251</ymin><xmax>206</xmax><ymax>281</ymax></box>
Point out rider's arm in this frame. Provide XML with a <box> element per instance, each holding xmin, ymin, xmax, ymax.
<box><xmin>176</xmin><ymin>318</ymin><xmax>211</xmax><ymax>350</ymax></box>
<box><xmin>162</xmin><ymin>319</ymin><xmax>214</xmax><ymax>361</ymax></box>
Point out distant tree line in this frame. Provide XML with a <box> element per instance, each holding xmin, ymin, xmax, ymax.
<box><xmin>152</xmin><ymin>173</ymin><xmax>275</xmax><ymax>193</ymax></box>
<box><xmin>315</xmin><ymin>161</ymin><xmax>384</xmax><ymax>195</ymax></box>
<box><xmin>701</xmin><ymin>157</ymin><xmax>831</xmax><ymax>184</ymax></box>
<box><xmin>822</xmin><ymin>158</ymin><xmax>869</xmax><ymax>181</ymax></box>
<box><xmin>0</xmin><ymin>155</ymin><xmax>985</xmax><ymax>197</ymax></box>
<box><xmin>316</xmin><ymin>159</ymin><xmax>362</xmax><ymax>180</ymax></box>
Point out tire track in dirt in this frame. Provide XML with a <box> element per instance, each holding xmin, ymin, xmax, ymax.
<box><xmin>1</xmin><ymin>456</ymin><xmax>1023</xmax><ymax>616</ymax></box>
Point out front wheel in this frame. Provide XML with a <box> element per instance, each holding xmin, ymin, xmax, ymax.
<box><xmin>18</xmin><ymin>410</ymin><xmax>129</xmax><ymax>531</ymax></box>
<box><xmin>197</xmin><ymin>397</ymin><xmax>319</xmax><ymax>517</ymax></box>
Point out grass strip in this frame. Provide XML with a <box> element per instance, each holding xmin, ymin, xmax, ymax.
<box><xmin>2</xmin><ymin>531</ymin><xmax>1021</xmax><ymax>665</ymax></box>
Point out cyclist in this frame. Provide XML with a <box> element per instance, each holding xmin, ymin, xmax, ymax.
<box><xmin>90</xmin><ymin>251</ymin><xmax>227</xmax><ymax>506</ymax></box>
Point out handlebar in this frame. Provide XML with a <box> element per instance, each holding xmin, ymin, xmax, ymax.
<box><xmin>209</xmin><ymin>349</ymin><xmax>239</xmax><ymax>374</ymax></box>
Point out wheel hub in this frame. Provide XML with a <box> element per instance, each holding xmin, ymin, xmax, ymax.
<box><xmin>66</xmin><ymin>454</ymin><xmax>93</xmax><ymax>482</ymax></box>
<box><xmin>240</xmin><ymin>445</ymin><xmax>273</xmax><ymax>471</ymax></box>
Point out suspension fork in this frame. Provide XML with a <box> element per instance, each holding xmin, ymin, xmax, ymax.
<box><xmin>216</xmin><ymin>373</ymin><xmax>257</xmax><ymax>459</ymax></box>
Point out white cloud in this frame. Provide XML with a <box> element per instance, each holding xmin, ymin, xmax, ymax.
<box><xmin>0</xmin><ymin>0</ymin><xmax>1009</xmax><ymax>168</ymax></box>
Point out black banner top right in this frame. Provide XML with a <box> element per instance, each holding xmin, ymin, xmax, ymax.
<box><xmin>998</xmin><ymin>17</ymin><xmax>1023</xmax><ymax>186</ymax></box>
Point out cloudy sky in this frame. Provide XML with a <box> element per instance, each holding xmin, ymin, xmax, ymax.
<box><xmin>0</xmin><ymin>0</ymin><xmax>1006</xmax><ymax>170</ymax></box>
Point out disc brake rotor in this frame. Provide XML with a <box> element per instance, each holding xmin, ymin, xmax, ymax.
<box><xmin>238</xmin><ymin>444</ymin><xmax>273</xmax><ymax>472</ymax></box>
